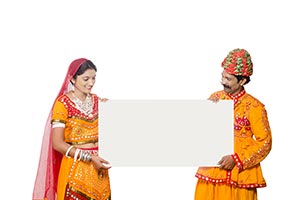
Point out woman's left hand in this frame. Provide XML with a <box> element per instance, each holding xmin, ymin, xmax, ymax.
<box><xmin>91</xmin><ymin>155</ymin><xmax>112</xmax><ymax>170</ymax></box>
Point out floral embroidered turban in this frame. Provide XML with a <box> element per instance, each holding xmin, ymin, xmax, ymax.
<box><xmin>221</xmin><ymin>48</ymin><xmax>253</xmax><ymax>77</ymax></box>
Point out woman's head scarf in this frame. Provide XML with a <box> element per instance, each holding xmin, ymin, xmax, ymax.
<box><xmin>33</xmin><ymin>58</ymin><xmax>88</xmax><ymax>199</ymax></box>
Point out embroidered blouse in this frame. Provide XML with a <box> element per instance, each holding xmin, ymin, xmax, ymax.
<box><xmin>51</xmin><ymin>94</ymin><xmax>99</xmax><ymax>145</ymax></box>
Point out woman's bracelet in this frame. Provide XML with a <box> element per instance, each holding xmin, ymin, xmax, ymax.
<box><xmin>79</xmin><ymin>150</ymin><xmax>92</xmax><ymax>162</ymax></box>
<box><xmin>65</xmin><ymin>145</ymin><xmax>92</xmax><ymax>162</ymax></box>
<box><xmin>65</xmin><ymin>145</ymin><xmax>74</xmax><ymax>158</ymax></box>
<box><xmin>74</xmin><ymin>148</ymin><xmax>81</xmax><ymax>161</ymax></box>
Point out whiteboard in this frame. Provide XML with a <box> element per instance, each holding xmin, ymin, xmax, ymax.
<box><xmin>99</xmin><ymin>100</ymin><xmax>233</xmax><ymax>166</ymax></box>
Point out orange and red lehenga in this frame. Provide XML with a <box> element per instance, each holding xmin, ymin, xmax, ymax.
<box><xmin>52</xmin><ymin>94</ymin><xmax>111</xmax><ymax>200</ymax></box>
<box><xmin>195</xmin><ymin>90</ymin><xmax>272</xmax><ymax>200</ymax></box>
<box><xmin>33</xmin><ymin>58</ymin><xmax>111</xmax><ymax>200</ymax></box>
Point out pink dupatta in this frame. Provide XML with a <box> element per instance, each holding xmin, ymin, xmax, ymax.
<box><xmin>32</xmin><ymin>58</ymin><xmax>88</xmax><ymax>200</ymax></box>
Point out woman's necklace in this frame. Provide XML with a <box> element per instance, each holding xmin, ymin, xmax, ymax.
<box><xmin>72</xmin><ymin>92</ymin><xmax>93</xmax><ymax>116</ymax></box>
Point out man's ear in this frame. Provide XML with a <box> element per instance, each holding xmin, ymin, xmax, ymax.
<box><xmin>240</xmin><ymin>78</ymin><xmax>247</xmax><ymax>86</ymax></box>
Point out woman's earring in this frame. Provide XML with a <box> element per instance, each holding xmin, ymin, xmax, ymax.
<box><xmin>67</xmin><ymin>82</ymin><xmax>75</xmax><ymax>92</ymax></box>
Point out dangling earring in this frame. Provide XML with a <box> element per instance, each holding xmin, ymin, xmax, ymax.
<box><xmin>71</xmin><ymin>81</ymin><xmax>75</xmax><ymax>91</ymax></box>
<box><xmin>67</xmin><ymin>82</ymin><xmax>75</xmax><ymax>92</ymax></box>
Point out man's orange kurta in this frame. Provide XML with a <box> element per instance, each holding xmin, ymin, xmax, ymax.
<box><xmin>195</xmin><ymin>90</ymin><xmax>272</xmax><ymax>199</ymax></box>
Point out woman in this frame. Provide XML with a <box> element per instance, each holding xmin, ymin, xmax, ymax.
<box><xmin>33</xmin><ymin>58</ymin><xmax>111</xmax><ymax>200</ymax></box>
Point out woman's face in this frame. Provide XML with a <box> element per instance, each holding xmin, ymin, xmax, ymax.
<box><xmin>72</xmin><ymin>69</ymin><xmax>96</xmax><ymax>95</ymax></box>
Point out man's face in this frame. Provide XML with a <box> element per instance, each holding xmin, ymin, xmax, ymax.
<box><xmin>221</xmin><ymin>70</ymin><xmax>244</xmax><ymax>95</ymax></box>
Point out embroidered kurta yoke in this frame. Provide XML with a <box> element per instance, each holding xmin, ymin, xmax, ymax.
<box><xmin>196</xmin><ymin>90</ymin><xmax>272</xmax><ymax>189</ymax></box>
<box><xmin>52</xmin><ymin>94</ymin><xmax>111</xmax><ymax>200</ymax></box>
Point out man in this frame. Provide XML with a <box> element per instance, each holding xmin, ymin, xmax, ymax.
<box><xmin>195</xmin><ymin>48</ymin><xmax>272</xmax><ymax>200</ymax></box>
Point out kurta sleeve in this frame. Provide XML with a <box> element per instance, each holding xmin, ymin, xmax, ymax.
<box><xmin>209</xmin><ymin>92</ymin><xmax>220</xmax><ymax>100</ymax></box>
<box><xmin>241</xmin><ymin>101</ymin><xmax>272</xmax><ymax>169</ymax></box>
<box><xmin>51</xmin><ymin>98</ymin><xmax>68</xmax><ymax>124</ymax></box>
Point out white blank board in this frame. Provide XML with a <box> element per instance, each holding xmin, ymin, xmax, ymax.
<box><xmin>99</xmin><ymin>100</ymin><xmax>233</xmax><ymax>166</ymax></box>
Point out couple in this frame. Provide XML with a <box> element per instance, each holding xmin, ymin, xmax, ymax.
<box><xmin>33</xmin><ymin>48</ymin><xmax>272</xmax><ymax>200</ymax></box>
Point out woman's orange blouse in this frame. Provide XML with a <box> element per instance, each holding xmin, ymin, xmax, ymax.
<box><xmin>196</xmin><ymin>90</ymin><xmax>272</xmax><ymax>188</ymax></box>
<box><xmin>51</xmin><ymin>94</ymin><xmax>99</xmax><ymax>145</ymax></box>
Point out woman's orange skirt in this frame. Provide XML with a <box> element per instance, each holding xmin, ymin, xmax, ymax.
<box><xmin>57</xmin><ymin>148</ymin><xmax>111</xmax><ymax>200</ymax></box>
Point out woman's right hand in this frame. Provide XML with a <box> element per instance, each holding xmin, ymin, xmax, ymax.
<box><xmin>99</xmin><ymin>97</ymin><xmax>109</xmax><ymax>102</ymax></box>
<box><xmin>91</xmin><ymin>155</ymin><xmax>112</xmax><ymax>170</ymax></box>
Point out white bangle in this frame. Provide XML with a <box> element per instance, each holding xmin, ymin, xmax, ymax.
<box><xmin>65</xmin><ymin>145</ymin><xmax>74</xmax><ymax>158</ymax></box>
<box><xmin>52</xmin><ymin>122</ymin><xmax>65</xmax><ymax>128</ymax></box>
<box><xmin>74</xmin><ymin>148</ymin><xmax>81</xmax><ymax>162</ymax></box>
<box><xmin>78</xmin><ymin>150</ymin><xmax>84</xmax><ymax>161</ymax></box>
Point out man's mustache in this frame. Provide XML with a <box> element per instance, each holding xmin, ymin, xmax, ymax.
<box><xmin>222</xmin><ymin>84</ymin><xmax>231</xmax><ymax>89</ymax></box>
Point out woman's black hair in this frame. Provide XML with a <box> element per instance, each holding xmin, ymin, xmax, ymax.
<box><xmin>73</xmin><ymin>60</ymin><xmax>97</xmax><ymax>80</ymax></box>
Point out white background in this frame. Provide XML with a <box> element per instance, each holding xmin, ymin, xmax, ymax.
<box><xmin>0</xmin><ymin>0</ymin><xmax>299</xmax><ymax>199</ymax></box>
